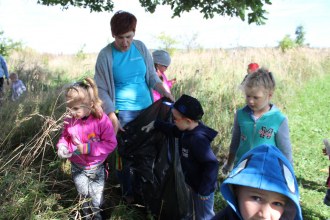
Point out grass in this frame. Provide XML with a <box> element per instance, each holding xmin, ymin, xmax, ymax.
<box><xmin>0</xmin><ymin>47</ymin><xmax>329</xmax><ymax>219</ymax></box>
<box><xmin>285</xmin><ymin>74</ymin><xmax>330</xmax><ymax>219</ymax></box>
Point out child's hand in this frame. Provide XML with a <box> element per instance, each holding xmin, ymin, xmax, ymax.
<box><xmin>170</xmin><ymin>78</ymin><xmax>176</xmax><ymax>84</ymax></box>
<box><xmin>141</xmin><ymin>121</ymin><xmax>155</xmax><ymax>133</ymax></box>
<box><xmin>57</xmin><ymin>144</ymin><xmax>72</xmax><ymax>159</ymax></box>
<box><xmin>323</xmin><ymin>139</ymin><xmax>330</xmax><ymax>155</ymax></box>
<box><xmin>221</xmin><ymin>162</ymin><xmax>233</xmax><ymax>176</ymax></box>
<box><xmin>198</xmin><ymin>194</ymin><xmax>211</xmax><ymax>201</ymax></box>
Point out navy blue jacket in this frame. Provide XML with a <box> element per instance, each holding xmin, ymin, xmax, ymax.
<box><xmin>155</xmin><ymin>121</ymin><xmax>219</xmax><ymax>196</ymax></box>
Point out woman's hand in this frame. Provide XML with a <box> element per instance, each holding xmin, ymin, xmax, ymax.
<box><xmin>163</xmin><ymin>91</ymin><xmax>175</xmax><ymax>102</ymax></box>
<box><xmin>108</xmin><ymin>112</ymin><xmax>123</xmax><ymax>134</ymax></box>
<box><xmin>155</xmin><ymin>82</ymin><xmax>175</xmax><ymax>102</ymax></box>
<box><xmin>221</xmin><ymin>162</ymin><xmax>233</xmax><ymax>176</ymax></box>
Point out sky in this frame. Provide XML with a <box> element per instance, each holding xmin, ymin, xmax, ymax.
<box><xmin>0</xmin><ymin>0</ymin><xmax>329</xmax><ymax>54</ymax></box>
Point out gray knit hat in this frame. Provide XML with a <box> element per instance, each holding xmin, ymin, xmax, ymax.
<box><xmin>152</xmin><ymin>50</ymin><xmax>171</xmax><ymax>67</ymax></box>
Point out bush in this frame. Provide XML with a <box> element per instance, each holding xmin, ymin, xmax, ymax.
<box><xmin>278</xmin><ymin>35</ymin><xmax>296</xmax><ymax>53</ymax></box>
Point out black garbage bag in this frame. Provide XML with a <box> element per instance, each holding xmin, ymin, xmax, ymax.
<box><xmin>116</xmin><ymin>98</ymin><xmax>193</xmax><ymax>219</ymax></box>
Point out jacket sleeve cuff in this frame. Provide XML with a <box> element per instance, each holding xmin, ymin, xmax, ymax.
<box><xmin>83</xmin><ymin>143</ymin><xmax>91</xmax><ymax>154</ymax></box>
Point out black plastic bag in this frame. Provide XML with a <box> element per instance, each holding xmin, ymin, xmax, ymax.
<box><xmin>116</xmin><ymin>98</ymin><xmax>193</xmax><ymax>219</ymax></box>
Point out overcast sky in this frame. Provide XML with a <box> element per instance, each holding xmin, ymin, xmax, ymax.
<box><xmin>0</xmin><ymin>0</ymin><xmax>329</xmax><ymax>54</ymax></box>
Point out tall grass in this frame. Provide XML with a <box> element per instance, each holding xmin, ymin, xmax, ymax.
<box><xmin>0</xmin><ymin>47</ymin><xmax>329</xmax><ymax>219</ymax></box>
<box><xmin>169</xmin><ymin>47</ymin><xmax>329</xmax><ymax>149</ymax></box>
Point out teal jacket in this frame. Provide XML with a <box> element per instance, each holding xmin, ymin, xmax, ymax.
<box><xmin>230</xmin><ymin>105</ymin><xmax>293</xmax><ymax>164</ymax></box>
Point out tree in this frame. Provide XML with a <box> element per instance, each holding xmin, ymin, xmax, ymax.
<box><xmin>156</xmin><ymin>32</ymin><xmax>178</xmax><ymax>54</ymax></box>
<box><xmin>37</xmin><ymin>0</ymin><xmax>272</xmax><ymax>25</ymax></box>
<box><xmin>0</xmin><ymin>30</ymin><xmax>22</xmax><ymax>57</ymax></box>
<box><xmin>295</xmin><ymin>25</ymin><xmax>305</xmax><ymax>46</ymax></box>
<box><xmin>278</xmin><ymin>25</ymin><xmax>307</xmax><ymax>52</ymax></box>
<box><xmin>278</xmin><ymin>35</ymin><xmax>296</xmax><ymax>53</ymax></box>
<box><xmin>181</xmin><ymin>32</ymin><xmax>200</xmax><ymax>52</ymax></box>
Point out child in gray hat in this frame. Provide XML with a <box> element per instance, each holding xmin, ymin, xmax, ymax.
<box><xmin>152</xmin><ymin>50</ymin><xmax>176</xmax><ymax>101</ymax></box>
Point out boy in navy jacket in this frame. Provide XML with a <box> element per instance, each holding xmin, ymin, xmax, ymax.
<box><xmin>142</xmin><ymin>94</ymin><xmax>219</xmax><ymax>219</ymax></box>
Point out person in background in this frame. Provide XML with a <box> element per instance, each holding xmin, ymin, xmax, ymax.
<box><xmin>212</xmin><ymin>144</ymin><xmax>303</xmax><ymax>220</ymax></box>
<box><xmin>142</xmin><ymin>94</ymin><xmax>219</xmax><ymax>220</ymax></box>
<box><xmin>9</xmin><ymin>72</ymin><xmax>26</xmax><ymax>101</ymax></box>
<box><xmin>152</xmin><ymin>50</ymin><xmax>176</xmax><ymax>101</ymax></box>
<box><xmin>94</xmin><ymin>10</ymin><xmax>174</xmax><ymax>204</ymax></box>
<box><xmin>57</xmin><ymin>77</ymin><xmax>117</xmax><ymax>219</ymax></box>
<box><xmin>241</xmin><ymin>62</ymin><xmax>259</xmax><ymax>84</ymax></box>
<box><xmin>222</xmin><ymin>68</ymin><xmax>293</xmax><ymax>175</ymax></box>
<box><xmin>322</xmin><ymin>139</ymin><xmax>330</xmax><ymax>206</ymax></box>
<box><xmin>0</xmin><ymin>55</ymin><xmax>9</xmax><ymax>95</ymax></box>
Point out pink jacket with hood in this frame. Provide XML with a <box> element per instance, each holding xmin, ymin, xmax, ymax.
<box><xmin>57</xmin><ymin>112</ymin><xmax>117</xmax><ymax>168</ymax></box>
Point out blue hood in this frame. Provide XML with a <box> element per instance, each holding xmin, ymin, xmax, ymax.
<box><xmin>221</xmin><ymin>144</ymin><xmax>302</xmax><ymax>220</ymax></box>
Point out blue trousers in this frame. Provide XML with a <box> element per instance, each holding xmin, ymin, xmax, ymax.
<box><xmin>191</xmin><ymin>190</ymin><xmax>215</xmax><ymax>220</ymax></box>
<box><xmin>116</xmin><ymin>110</ymin><xmax>142</xmax><ymax>199</ymax></box>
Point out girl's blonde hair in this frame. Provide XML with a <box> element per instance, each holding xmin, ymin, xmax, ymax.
<box><xmin>65</xmin><ymin>77</ymin><xmax>103</xmax><ymax>119</ymax></box>
<box><xmin>243</xmin><ymin>68</ymin><xmax>276</xmax><ymax>93</ymax></box>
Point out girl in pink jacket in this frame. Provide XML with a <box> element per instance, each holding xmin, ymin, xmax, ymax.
<box><xmin>57</xmin><ymin>77</ymin><xmax>117</xmax><ymax>219</ymax></box>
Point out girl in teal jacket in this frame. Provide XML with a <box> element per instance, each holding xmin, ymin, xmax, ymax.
<box><xmin>223</xmin><ymin>68</ymin><xmax>293</xmax><ymax>174</ymax></box>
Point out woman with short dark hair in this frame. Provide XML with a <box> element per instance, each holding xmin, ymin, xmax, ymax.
<box><xmin>94</xmin><ymin>10</ymin><xmax>174</xmax><ymax>204</ymax></box>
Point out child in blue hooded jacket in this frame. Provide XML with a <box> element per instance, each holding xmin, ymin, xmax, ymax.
<box><xmin>142</xmin><ymin>94</ymin><xmax>219</xmax><ymax>220</ymax></box>
<box><xmin>212</xmin><ymin>144</ymin><xmax>302</xmax><ymax>220</ymax></box>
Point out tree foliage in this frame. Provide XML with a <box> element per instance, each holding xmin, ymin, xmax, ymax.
<box><xmin>0</xmin><ymin>30</ymin><xmax>22</xmax><ymax>57</ymax></box>
<box><xmin>181</xmin><ymin>32</ymin><xmax>200</xmax><ymax>52</ymax></box>
<box><xmin>37</xmin><ymin>0</ymin><xmax>272</xmax><ymax>25</ymax></box>
<box><xmin>278</xmin><ymin>35</ymin><xmax>296</xmax><ymax>53</ymax></box>
<box><xmin>156</xmin><ymin>32</ymin><xmax>178</xmax><ymax>54</ymax></box>
<box><xmin>295</xmin><ymin>25</ymin><xmax>305</xmax><ymax>46</ymax></box>
<box><xmin>278</xmin><ymin>25</ymin><xmax>307</xmax><ymax>53</ymax></box>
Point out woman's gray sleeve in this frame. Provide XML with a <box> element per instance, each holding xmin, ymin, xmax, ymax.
<box><xmin>134</xmin><ymin>40</ymin><xmax>161</xmax><ymax>88</ymax></box>
<box><xmin>94</xmin><ymin>49</ymin><xmax>115</xmax><ymax>114</ymax></box>
<box><xmin>229</xmin><ymin>113</ymin><xmax>241</xmax><ymax>154</ymax></box>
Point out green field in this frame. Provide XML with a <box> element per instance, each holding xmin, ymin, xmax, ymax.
<box><xmin>0</xmin><ymin>47</ymin><xmax>329</xmax><ymax>219</ymax></box>
<box><xmin>285</xmin><ymin>75</ymin><xmax>330</xmax><ymax>219</ymax></box>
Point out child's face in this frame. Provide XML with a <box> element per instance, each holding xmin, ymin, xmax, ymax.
<box><xmin>10</xmin><ymin>74</ymin><xmax>18</xmax><ymax>82</ymax></box>
<box><xmin>156</xmin><ymin>64</ymin><xmax>168</xmax><ymax>72</ymax></box>
<box><xmin>67</xmin><ymin>102</ymin><xmax>91</xmax><ymax>119</ymax></box>
<box><xmin>172</xmin><ymin>108</ymin><xmax>190</xmax><ymax>131</ymax></box>
<box><xmin>244</xmin><ymin>86</ymin><xmax>272</xmax><ymax>116</ymax></box>
<box><xmin>237</xmin><ymin>186</ymin><xmax>287</xmax><ymax>220</ymax></box>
